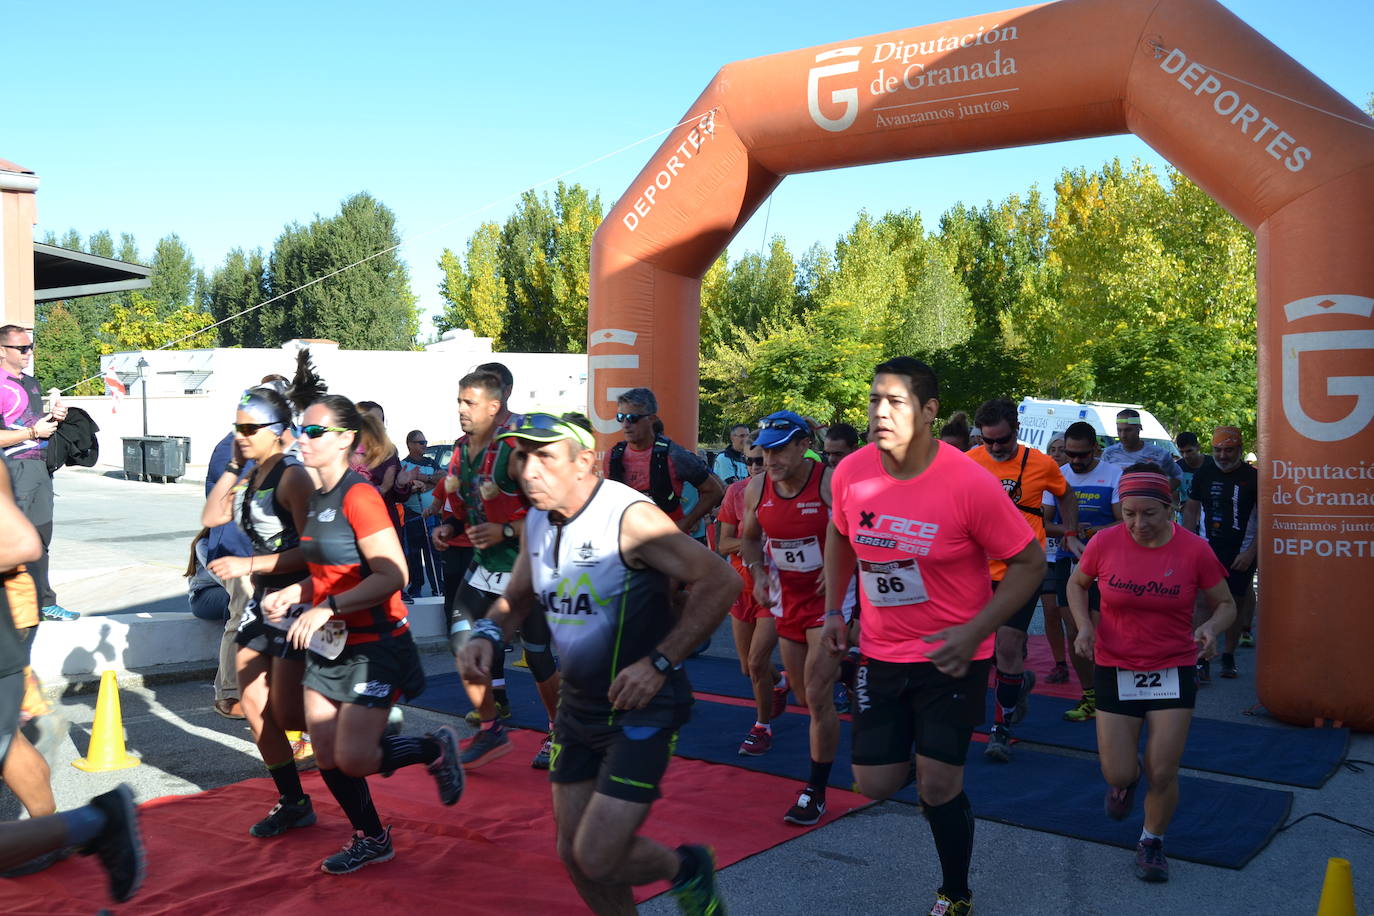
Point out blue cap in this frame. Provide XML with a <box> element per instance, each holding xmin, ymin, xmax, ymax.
<box><xmin>755</xmin><ymin>410</ymin><xmax>811</xmax><ymax>449</ymax></box>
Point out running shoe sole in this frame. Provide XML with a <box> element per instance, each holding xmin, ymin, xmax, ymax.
<box><xmin>461</xmin><ymin>734</ymin><xmax>513</xmax><ymax>769</ymax></box>
<box><xmin>782</xmin><ymin>803</ymin><xmax>825</xmax><ymax>826</ymax></box>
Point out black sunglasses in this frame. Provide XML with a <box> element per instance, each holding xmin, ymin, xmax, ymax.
<box><xmin>2</xmin><ymin>343</ymin><xmax>34</xmax><ymax>354</ymax></box>
<box><xmin>616</xmin><ymin>412</ymin><xmax>647</xmax><ymax>424</ymax></box>
<box><xmin>746</xmin><ymin>457</ymin><xmax>765</xmax><ymax>466</ymax></box>
<box><xmin>982</xmin><ymin>431</ymin><xmax>1017</xmax><ymax>446</ymax></box>
<box><xmin>409</xmin><ymin>439</ymin><xmax>427</xmax><ymax>445</ymax></box>
<box><xmin>1065</xmin><ymin>448</ymin><xmax>1093</xmax><ymax>459</ymax></box>
<box><xmin>297</xmin><ymin>424</ymin><xmax>349</xmax><ymax>439</ymax></box>
<box><xmin>233</xmin><ymin>422</ymin><xmax>277</xmax><ymax>436</ymax></box>
<box><xmin>758</xmin><ymin>418</ymin><xmax>804</xmax><ymax>431</ymax></box>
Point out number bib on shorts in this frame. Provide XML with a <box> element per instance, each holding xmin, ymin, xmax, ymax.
<box><xmin>1116</xmin><ymin>667</ymin><xmax>1181</xmax><ymax>700</ymax></box>
<box><xmin>254</xmin><ymin>597</ymin><xmax>348</xmax><ymax>660</ymax></box>
<box><xmin>768</xmin><ymin>536</ymin><xmax>822</xmax><ymax>573</ymax></box>
<box><xmin>859</xmin><ymin>558</ymin><xmax>928</xmax><ymax>606</ymax></box>
<box><xmin>469</xmin><ymin>565</ymin><xmax>510</xmax><ymax>596</ymax></box>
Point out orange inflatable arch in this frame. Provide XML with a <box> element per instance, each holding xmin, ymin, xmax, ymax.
<box><xmin>587</xmin><ymin>0</ymin><xmax>1374</xmax><ymax>730</ymax></box>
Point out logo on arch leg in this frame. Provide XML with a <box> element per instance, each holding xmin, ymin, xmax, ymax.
<box><xmin>1280</xmin><ymin>295</ymin><xmax>1374</xmax><ymax>442</ymax></box>
<box><xmin>589</xmin><ymin>328</ymin><xmax>640</xmax><ymax>435</ymax></box>
<box><xmin>807</xmin><ymin>47</ymin><xmax>863</xmax><ymax>132</ymax></box>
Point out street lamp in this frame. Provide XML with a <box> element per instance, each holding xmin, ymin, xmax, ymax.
<box><xmin>136</xmin><ymin>357</ymin><xmax>149</xmax><ymax>438</ymax></box>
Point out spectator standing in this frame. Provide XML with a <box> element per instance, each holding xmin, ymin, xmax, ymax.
<box><xmin>397</xmin><ymin>430</ymin><xmax>442</xmax><ymax>600</ymax></box>
<box><xmin>713</xmin><ymin>424</ymin><xmax>751</xmax><ymax>485</ymax></box>
<box><xmin>0</xmin><ymin>325</ymin><xmax>72</xmax><ymax>621</ymax></box>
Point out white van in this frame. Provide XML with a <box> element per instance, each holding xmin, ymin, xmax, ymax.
<box><xmin>1015</xmin><ymin>398</ymin><xmax>1177</xmax><ymax>456</ymax></box>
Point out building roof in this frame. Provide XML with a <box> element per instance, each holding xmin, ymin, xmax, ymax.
<box><xmin>0</xmin><ymin>158</ymin><xmax>33</xmax><ymax>175</ymax></box>
<box><xmin>34</xmin><ymin>243</ymin><xmax>152</xmax><ymax>303</ymax></box>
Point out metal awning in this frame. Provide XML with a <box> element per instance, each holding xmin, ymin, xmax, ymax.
<box><xmin>33</xmin><ymin>243</ymin><xmax>152</xmax><ymax>303</ymax></box>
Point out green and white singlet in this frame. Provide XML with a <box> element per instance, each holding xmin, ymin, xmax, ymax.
<box><xmin>525</xmin><ymin>479</ymin><xmax>691</xmax><ymax>725</ymax></box>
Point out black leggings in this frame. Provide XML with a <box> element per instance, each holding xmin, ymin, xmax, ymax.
<box><xmin>448</xmin><ymin>579</ymin><xmax>557</xmax><ymax>684</ymax></box>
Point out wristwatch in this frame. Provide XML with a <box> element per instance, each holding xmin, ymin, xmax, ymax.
<box><xmin>502</xmin><ymin>523</ymin><xmax>516</xmax><ymax>539</ymax></box>
<box><xmin>648</xmin><ymin>650</ymin><xmax>673</xmax><ymax>675</ymax></box>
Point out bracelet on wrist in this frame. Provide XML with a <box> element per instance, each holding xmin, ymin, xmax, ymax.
<box><xmin>327</xmin><ymin>594</ymin><xmax>339</xmax><ymax>615</ymax></box>
<box><xmin>824</xmin><ymin>608</ymin><xmax>844</xmax><ymax>619</ymax></box>
<box><xmin>471</xmin><ymin>618</ymin><xmax>503</xmax><ymax>647</ymax></box>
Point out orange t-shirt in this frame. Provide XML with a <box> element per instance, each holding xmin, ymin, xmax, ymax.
<box><xmin>966</xmin><ymin>444</ymin><xmax>1068</xmax><ymax>580</ymax></box>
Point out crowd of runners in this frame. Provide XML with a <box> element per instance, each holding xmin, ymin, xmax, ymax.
<box><xmin>0</xmin><ymin>339</ymin><xmax>1263</xmax><ymax>915</ymax></box>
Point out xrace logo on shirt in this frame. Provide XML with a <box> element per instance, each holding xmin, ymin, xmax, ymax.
<box><xmin>544</xmin><ymin>574</ymin><xmax>610</xmax><ymax>618</ymax></box>
<box><xmin>856</xmin><ymin>510</ymin><xmax>940</xmax><ymax>556</ymax></box>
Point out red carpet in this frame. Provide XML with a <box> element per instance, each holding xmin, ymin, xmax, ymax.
<box><xmin>2</xmin><ymin>730</ymin><xmax>869</xmax><ymax>915</ymax></box>
<box><xmin>1017</xmin><ymin>633</ymin><xmax>1087</xmax><ymax>700</ymax></box>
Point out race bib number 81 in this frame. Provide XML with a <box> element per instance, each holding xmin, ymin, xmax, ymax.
<box><xmin>859</xmin><ymin>558</ymin><xmax>928</xmax><ymax>606</ymax></box>
<box><xmin>769</xmin><ymin>536</ymin><xmax>822</xmax><ymax>573</ymax></box>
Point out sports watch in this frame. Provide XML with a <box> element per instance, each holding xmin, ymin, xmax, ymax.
<box><xmin>502</xmin><ymin>523</ymin><xmax>516</xmax><ymax>539</ymax></box>
<box><xmin>648</xmin><ymin>650</ymin><xmax>673</xmax><ymax>675</ymax></box>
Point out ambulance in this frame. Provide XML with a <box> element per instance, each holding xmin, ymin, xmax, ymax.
<box><xmin>1015</xmin><ymin>398</ymin><xmax>1177</xmax><ymax>457</ymax></box>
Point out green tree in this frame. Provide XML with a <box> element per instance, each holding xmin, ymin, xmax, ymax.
<box><xmin>435</xmin><ymin>222</ymin><xmax>505</xmax><ymax>341</ymax></box>
<box><xmin>700</xmin><ymin>238</ymin><xmax>801</xmax><ymax>359</ymax></box>
<box><xmin>99</xmin><ymin>293</ymin><xmax>217</xmax><ymax>352</ymax></box>
<box><xmin>208</xmin><ymin>249</ymin><xmax>269</xmax><ymax>346</ymax></box>
<box><xmin>146</xmin><ymin>234</ymin><xmax>196</xmax><ymax>317</ymax></box>
<box><xmin>33</xmin><ymin>303</ymin><xmax>103</xmax><ymax>394</ymax></box>
<box><xmin>268</xmin><ymin>193</ymin><xmax>419</xmax><ymax>349</ymax></box>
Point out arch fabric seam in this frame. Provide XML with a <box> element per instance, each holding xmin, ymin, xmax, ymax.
<box><xmin>1257</xmin><ymin>158</ymin><xmax>1374</xmax><ymax>225</ymax></box>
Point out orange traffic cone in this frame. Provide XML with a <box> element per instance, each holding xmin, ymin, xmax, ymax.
<box><xmin>72</xmin><ymin>671</ymin><xmax>140</xmax><ymax>772</ymax></box>
<box><xmin>1316</xmin><ymin>857</ymin><xmax>1356</xmax><ymax>916</ymax></box>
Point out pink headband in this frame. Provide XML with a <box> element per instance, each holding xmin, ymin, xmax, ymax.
<box><xmin>1119</xmin><ymin>471</ymin><xmax>1172</xmax><ymax>504</ymax></box>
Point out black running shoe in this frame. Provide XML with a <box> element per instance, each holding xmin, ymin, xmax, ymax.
<box><xmin>668</xmin><ymin>844</ymin><xmax>726</xmax><ymax>914</ymax></box>
<box><xmin>782</xmin><ymin>787</ymin><xmax>826</xmax><ymax>826</ymax></box>
<box><xmin>321</xmin><ymin>827</ymin><xmax>395</xmax><ymax>874</ymax></box>
<box><xmin>81</xmin><ymin>784</ymin><xmax>145</xmax><ymax>903</ymax></box>
<box><xmin>984</xmin><ymin>725</ymin><xmax>1013</xmax><ymax>763</ymax></box>
<box><xmin>1196</xmin><ymin>659</ymin><xmax>1211</xmax><ymax>684</ymax></box>
<box><xmin>250</xmin><ymin>795</ymin><xmax>316</xmax><ymax>837</ymax></box>
<box><xmin>427</xmin><ymin>725</ymin><xmax>465</xmax><ymax>806</ymax></box>
<box><xmin>1135</xmin><ymin>838</ymin><xmax>1169</xmax><ymax>882</ymax></box>
<box><xmin>1220</xmin><ymin>654</ymin><xmax>1238</xmax><ymax>679</ymax></box>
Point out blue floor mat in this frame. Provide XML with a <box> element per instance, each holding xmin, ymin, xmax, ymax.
<box><xmin>410</xmin><ymin>671</ymin><xmax>1292</xmax><ymax>869</ymax></box>
<box><xmin>978</xmin><ymin>694</ymin><xmax>1349</xmax><ymax>788</ymax></box>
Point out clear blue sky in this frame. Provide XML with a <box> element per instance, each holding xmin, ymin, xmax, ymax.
<box><xmin>7</xmin><ymin>0</ymin><xmax>1370</xmax><ymax>337</ymax></box>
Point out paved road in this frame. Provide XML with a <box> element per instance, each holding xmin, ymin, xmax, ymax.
<box><xmin>47</xmin><ymin>468</ymin><xmax>209</xmax><ymax>618</ymax></box>
<box><xmin>17</xmin><ymin>470</ymin><xmax>1374</xmax><ymax>912</ymax></box>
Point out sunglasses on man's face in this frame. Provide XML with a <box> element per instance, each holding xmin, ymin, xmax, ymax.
<box><xmin>233</xmin><ymin>422</ymin><xmax>277</xmax><ymax>436</ymax></box>
<box><xmin>616</xmin><ymin>412</ymin><xmax>647</xmax><ymax>424</ymax></box>
<box><xmin>297</xmin><ymin>424</ymin><xmax>349</xmax><ymax>439</ymax></box>
<box><xmin>409</xmin><ymin>439</ymin><xmax>427</xmax><ymax>446</ymax></box>
<box><xmin>2</xmin><ymin>344</ymin><xmax>34</xmax><ymax>354</ymax></box>
<box><xmin>1065</xmin><ymin>448</ymin><xmax>1093</xmax><ymax>459</ymax></box>
<box><xmin>982</xmin><ymin>431</ymin><xmax>1017</xmax><ymax>446</ymax></box>
<box><xmin>745</xmin><ymin>457</ymin><xmax>765</xmax><ymax>466</ymax></box>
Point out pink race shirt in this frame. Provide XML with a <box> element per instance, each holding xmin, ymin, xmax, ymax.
<box><xmin>1076</xmin><ymin>523</ymin><xmax>1228</xmax><ymax>670</ymax></box>
<box><xmin>831</xmin><ymin>441</ymin><xmax>1034</xmax><ymax>663</ymax></box>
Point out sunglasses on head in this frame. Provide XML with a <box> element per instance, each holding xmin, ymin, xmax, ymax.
<box><xmin>758</xmin><ymin>418</ymin><xmax>803</xmax><ymax>431</ymax></box>
<box><xmin>982</xmin><ymin>431</ymin><xmax>1017</xmax><ymax>446</ymax></box>
<box><xmin>297</xmin><ymin>424</ymin><xmax>349</xmax><ymax>439</ymax></box>
<box><xmin>233</xmin><ymin>422</ymin><xmax>279</xmax><ymax>436</ymax></box>
<box><xmin>616</xmin><ymin>412</ymin><xmax>647</xmax><ymax>424</ymax></box>
<box><xmin>2</xmin><ymin>343</ymin><xmax>33</xmax><ymax>354</ymax></box>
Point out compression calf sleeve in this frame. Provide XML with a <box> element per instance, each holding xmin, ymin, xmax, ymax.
<box><xmin>378</xmin><ymin>734</ymin><xmax>440</xmax><ymax>772</ymax></box>
<box><xmin>320</xmin><ymin>767</ymin><xmax>383</xmax><ymax>838</ymax></box>
<box><xmin>267</xmin><ymin>758</ymin><xmax>306</xmax><ymax>802</ymax></box>
<box><xmin>995</xmin><ymin>668</ymin><xmax>1023</xmax><ymax>720</ymax></box>
<box><xmin>922</xmin><ymin>792</ymin><xmax>975</xmax><ymax>901</ymax></box>
<box><xmin>522</xmin><ymin>638</ymin><xmax>558</xmax><ymax>682</ymax></box>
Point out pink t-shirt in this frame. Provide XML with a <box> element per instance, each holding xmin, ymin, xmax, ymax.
<box><xmin>1077</xmin><ymin>523</ymin><xmax>1227</xmax><ymax>670</ymax></box>
<box><xmin>831</xmin><ymin>441</ymin><xmax>1034</xmax><ymax>663</ymax></box>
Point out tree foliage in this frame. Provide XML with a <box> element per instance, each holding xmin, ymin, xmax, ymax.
<box><xmin>99</xmin><ymin>293</ymin><xmax>218</xmax><ymax>352</ymax></box>
<box><xmin>264</xmin><ymin>193</ymin><xmax>419</xmax><ymax>350</ymax></box>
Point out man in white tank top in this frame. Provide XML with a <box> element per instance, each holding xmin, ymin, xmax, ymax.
<box><xmin>456</xmin><ymin>411</ymin><xmax>738</xmax><ymax>916</ymax></box>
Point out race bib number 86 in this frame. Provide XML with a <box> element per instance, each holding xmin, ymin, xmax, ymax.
<box><xmin>859</xmin><ymin>558</ymin><xmax>928</xmax><ymax>606</ymax></box>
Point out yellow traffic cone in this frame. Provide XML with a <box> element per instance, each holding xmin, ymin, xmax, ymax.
<box><xmin>72</xmin><ymin>671</ymin><xmax>140</xmax><ymax>772</ymax></box>
<box><xmin>1316</xmin><ymin>857</ymin><xmax>1356</xmax><ymax>916</ymax></box>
